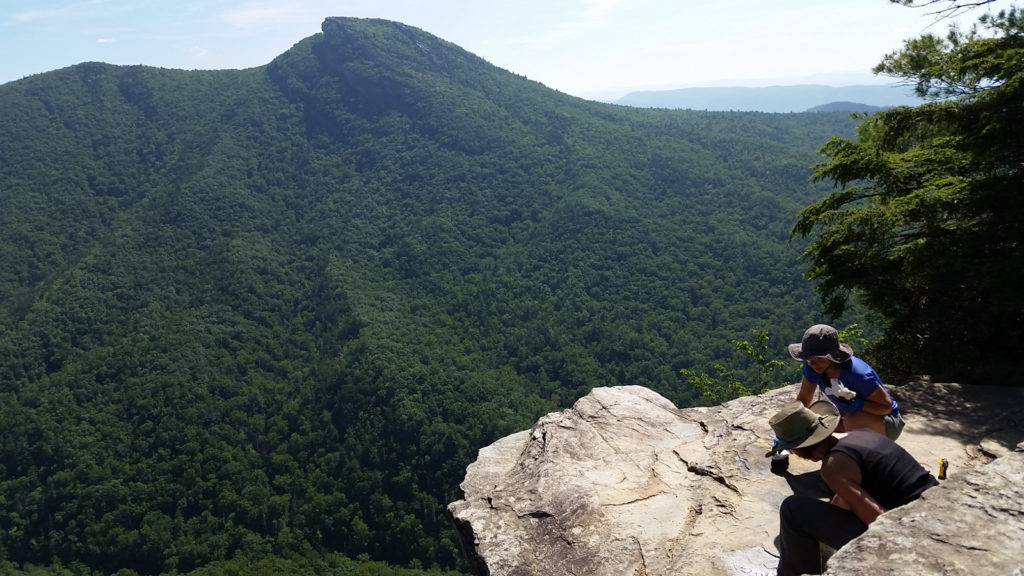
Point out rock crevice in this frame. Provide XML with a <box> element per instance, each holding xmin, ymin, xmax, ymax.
<box><xmin>448</xmin><ymin>382</ymin><xmax>1024</xmax><ymax>576</ymax></box>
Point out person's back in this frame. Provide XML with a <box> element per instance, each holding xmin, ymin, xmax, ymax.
<box><xmin>827</xmin><ymin>429</ymin><xmax>937</xmax><ymax>510</ymax></box>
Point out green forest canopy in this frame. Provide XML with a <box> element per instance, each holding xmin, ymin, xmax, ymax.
<box><xmin>0</xmin><ymin>17</ymin><xmax>868</xmax><ymax>575</ymax></box>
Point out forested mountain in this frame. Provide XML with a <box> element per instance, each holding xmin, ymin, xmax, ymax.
<box><xmin>804</xmin><ymin>101</ymin><xmax>890</xmax><ymax>113</ymax></box>
<box><xmin>0</xmin><ymin>17</ymin><xmax>861</xmax><ymax>575</ymax></box>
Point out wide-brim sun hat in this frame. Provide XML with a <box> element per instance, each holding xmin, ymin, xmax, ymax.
<box><xmin>788</xmin><ymin>324</ymin><xmax>853</xmax><ymax>363</ymax></box>
<box><xmin>769</xmin><ymin>400</ymin><xmax>840</xmax><ymax>450</ymax></box>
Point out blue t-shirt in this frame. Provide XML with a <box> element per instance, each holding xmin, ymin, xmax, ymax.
<box><xmin>801</xmin><ymin>356</ymin><xmax>898</xmax><ymax>415</ymax></box>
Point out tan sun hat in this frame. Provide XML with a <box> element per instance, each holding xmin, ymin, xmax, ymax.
<box><xmin>769</xmin><ymin>400</ymin><xmax>840</xmax><ymax>450</ymax></box>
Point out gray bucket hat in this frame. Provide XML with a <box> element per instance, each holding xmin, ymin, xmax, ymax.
<box><xmin>788</xmin><ymin>324</ymin><xmax>853</xmax><ymax>363</ymax></box>
<box><xmin>769</xmin><ymin>400</ymin><xmax>840</xmax><ymax>450</ymax></box>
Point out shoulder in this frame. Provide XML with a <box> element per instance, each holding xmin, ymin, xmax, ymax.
<box><xmin>834</xmin><ymin>429</ymin><xmax>906</xmax><ymax>460</ymax></box>
<box><xmin>821</xmin><ymin>447</ymin><xmax>861</xmax><ymax>485</ymax></box>
<box><xmin>828</xmin><ymin>431</ymin><xmax>873</xmax><ymax>459</ymax></box>
<box><xmin>843</xmin><ymin>356</ymin><xmax>881</xmax><ymax>382</ymax></box>
<box><xmin>846</xmin><ymin>356</ymin><xmax>874</xmax><ymax>373</ymax></box>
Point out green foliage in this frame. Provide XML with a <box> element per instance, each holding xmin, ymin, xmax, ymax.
<box><xmin>792</xmin><ymin>8</ymin><xmax>1023</xmax><ymax>383</ymax></box>
<box><xmin>0</xmin><ymin>555</ymin><xmax>464</xmax><ymax>576</ymax></box>
<box><xmin>836</xmin><ymin>324</ymin><xmax>871</xmax><ymax>353</ymax></box>
<box><xmin>680</xmin><ymin>329</ymin><xmax>788</xmax><ymax>402</ymax></box>
<box><xmin>681</xmin><ymin>324</ymin><xmax>873</xmax><ymax>402</ymax></box>
<box><xmin>679</xmin><ymin>365</ymin><xmax>747</xmax><ymax>403</ymax></box>
<box><xmin>0</xmin><ymin>18</ymin><xmax>863</xmax><ymax>576</ymax></box>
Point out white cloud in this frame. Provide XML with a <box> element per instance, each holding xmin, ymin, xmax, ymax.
<box><xmin>12</xmin><ymin>7</ymin><xmax>72</xmax><ymax>23</ymax></box>
<box><xmin>96</xmin><ymin>37</ymin><xmax>114</xmax><ymax>43</ymax></box>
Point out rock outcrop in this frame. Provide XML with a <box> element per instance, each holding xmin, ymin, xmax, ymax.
<box><xmin>824</xmin><ymin>449</ymin><xmax>1024</xmax><ymax>576</ymax></box>
<box><xmin>447</xmin><ymin>381</ymin><xmax>1024</xmax><ymax>576</ymax></box>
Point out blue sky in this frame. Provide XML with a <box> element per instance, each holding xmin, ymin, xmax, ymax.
<box><xmin>0</xmin><ymin>0</ymin><xmax>995</xmax><ymax>99</ymax></box>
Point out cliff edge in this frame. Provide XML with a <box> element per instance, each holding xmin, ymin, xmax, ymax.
<box><xmin>447</xmin><ymin>380</ymin><xmax>1024</xmax><ymax>575</ymax></box>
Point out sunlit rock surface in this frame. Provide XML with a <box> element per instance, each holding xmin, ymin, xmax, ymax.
<box><xmin>448</xmin><ymin>381</ymin><xmax>1024</xmax><ymax>576</ymax></box>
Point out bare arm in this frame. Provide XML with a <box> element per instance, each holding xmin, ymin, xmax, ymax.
<box><xmin>796</xmin><ymin>377</ymin><xmax>817</xmax><ymax>407</ymax></box>
<box><xmin>821</xmin><ymin>452</ymin><xmax>886</xmax><ymax>525</ymax></box>
<box><xmin>860</xmin><ymin>385</ymin><xmax>894</xmax><ymax>415</ymax></box>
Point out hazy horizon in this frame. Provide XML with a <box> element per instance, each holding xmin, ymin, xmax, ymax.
<box><xmin>1</xmin><ymin>1</ymin><xmax>997</xmax><ymax>99</ymax></box>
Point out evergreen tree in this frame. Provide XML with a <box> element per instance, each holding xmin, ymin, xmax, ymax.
<box><xmin>792</xmin><ymin>8</ymin><xmax>1024</xmax><ymax>382</ymax></box>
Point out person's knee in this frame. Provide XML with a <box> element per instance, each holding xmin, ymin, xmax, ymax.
<box><xmin>885</xmin><ymin>412</ymin><xmax>905</xmax><ymax>441</ymax></box>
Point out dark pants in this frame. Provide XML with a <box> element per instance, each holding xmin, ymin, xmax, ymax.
<box><xmin>777</xmin><ymin>495</ymin><xmax>868</xmax><ymax>576</ymax></box>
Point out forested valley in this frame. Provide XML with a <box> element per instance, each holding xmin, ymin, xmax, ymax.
<box><xmin>0</xmin><ymin>17</ymin><xmax>864</xmax><ymax>575</ymax></box>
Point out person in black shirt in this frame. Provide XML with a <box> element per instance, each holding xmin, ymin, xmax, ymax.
<box><xmin>769</xmin><ymin>400</ymin><xmax>938</xmax><ymax>576</ymax></box>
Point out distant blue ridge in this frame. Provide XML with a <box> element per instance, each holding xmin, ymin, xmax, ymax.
<box><xmin>616</xmin><ymin>84</ymin><xmax>924</xmax><ymax>113</ymax></box>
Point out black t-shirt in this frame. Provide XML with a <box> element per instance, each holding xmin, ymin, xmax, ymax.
<box><xmin>827</xmin><ymin>429</ymin><xmax>939</xmax><ymax>510</ymax></box>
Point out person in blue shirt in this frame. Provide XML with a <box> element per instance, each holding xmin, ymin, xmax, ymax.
<box><xmin>788</xmin><ymin>324</ymin><xmax>904</xmax><ymax>440</ymax></box>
